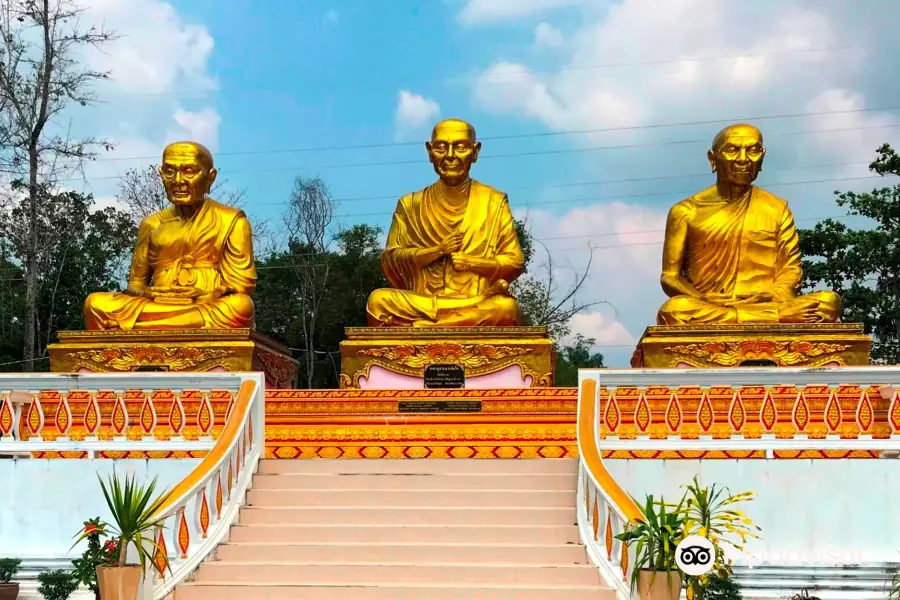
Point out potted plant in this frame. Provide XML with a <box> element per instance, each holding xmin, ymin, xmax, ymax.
<box><xmin>72</xmin><ymin>474</ymin><xmax>171</xmax><ymax>600</ymax></box>
<box><xmin>72</xmin><ymin>518</ymin><xmax>121</xmax><ymax>600</ymax></box>
<box><xmin>36</xmin><ymin>570</ymin><xmax>79</xmax><ymax>600</ymax></box>
<box><xmin>0</xmin><ymin>559</ymin><xmax>21</xmax><ymax>600</ymax></box>
<box><xmin>616</xmin><ymin>494</ymin><xmax>686</xmax><ymax>600</ymax></box>
<box><xmin>680</xmin><ymin>476</ymin><xmax>760</xmax><ymax>600</ymax></box>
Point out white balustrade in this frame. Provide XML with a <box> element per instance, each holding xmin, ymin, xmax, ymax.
<box><xmin>147</xmin><ymin>373</ymin><xmax>265</xmax><ymax>600</ymax></box>
<box><xmin>0</xmin><ymin>373</ymin><xmax>248</xmax><ymax>457</ymax></box>
<box><xmin>576</xmin><ymin>366</ymin><xmax>900</xmax><ymax>599</ymax></box>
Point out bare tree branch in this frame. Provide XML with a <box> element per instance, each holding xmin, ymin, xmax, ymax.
<box><xmin>0</xmin><ymin>0</ymin><xmax>117</xmax><ymax>368</ymax></box>
<box><xmin>282</xmin><ymin>175</ymin><xmax>334</xmax><ymax>387</ymax></box>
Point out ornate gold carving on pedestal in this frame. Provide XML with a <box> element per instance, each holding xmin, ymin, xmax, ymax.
<box><xmin>359</xmin><ymin>343</ymin><xmax>531</xmax><ymax>368</ymax></box>
<box><xmin>339</xmin><ymin>326</ymin><xmax>554</xmax><ymax>388</ymax></box>
<box><xmin>49</xmin><ymin>328</ymin><xmax>300</xmax><ymax>388</ymax></box>
<box><xmin>632</xmin><ymin>323</ymin><xmax>871</xmax><ymax>369</ymax></box>
<box><xmin>662</xmin><ymin>340</ymin><xmax>851</xmax><ymax>367</ymax></box>
<box><xmin>67</xmin><ymin>346</ymin><xmax>234</xmax><ymax>371</ymax></box>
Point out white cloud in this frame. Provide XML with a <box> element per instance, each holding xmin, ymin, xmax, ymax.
<box><xmin>458</xmin><ymin>0</ymin><xmax>583</xmax><ymax>26</ymax></box>
<box><xmin>85</xmin><ymin>0</ymin><xmax>216</xmax><ymax>95</ymax></box>
<box><xmin>566</xmin><ymin>311</ymin><xmax>636</xmax><ymax>347</ymax></box>
<box><xmin>60</xmin><ymin>0</ymin><xmax>220</xmax><ymax>203</ymax></box>
<box><xmin>518</xmin><ymin>201</ymin><xmax>668</xmax><ymax>364</ymax></box>
<box><xmin>394</xmin><ymin>90</ymin><xmax>441</xmax><ymax>141</ymax></box>
<box><xmin>169</xmin><ymin>107</ymin><xmax>221</xmax><ymax>150</ymax></box>
<box><xmin>534</xmin><ymin>22</ymin><xmax>565</xmax><ymax>48</ymax></box>
<box><xmin>468</xmin><ymin>0</ymin><xmax>900</xmax><ymax>365</ymax></box>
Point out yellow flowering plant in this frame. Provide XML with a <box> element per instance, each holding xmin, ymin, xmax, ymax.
<box><xmin>680</xmin><ymin>475</ymin><xmax>761</xmax><ymax>600</ymax></box>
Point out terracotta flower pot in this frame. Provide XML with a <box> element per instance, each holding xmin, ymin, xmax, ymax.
<box><xmin>0</xmin><ymin>583</ymin><xmax>19</xmax><ymax>600</ymax></box>
<box><xmin>96</xmin><ymin>565</ymin><xmax>143</xmax><ymax>600</ymax></box>
<box><xmin>638</xmin><ymin>570</ymin><xmax>682</xmax><ymax>600</ymax></box>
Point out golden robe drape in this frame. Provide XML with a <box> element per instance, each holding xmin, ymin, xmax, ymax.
<box><xmin>367</xmin><ymin>180</ymin><xmax>525</xmax><ymax>327</ymax></box>
<box><xmin>84</xmin><ymin>199</ymin><xmax>256</xmax><ymax>330</ymax></box>
<box><xmin>658</xmin><ymin>187</ymin><xmax>841</xmax><ymax>324</ymax></box>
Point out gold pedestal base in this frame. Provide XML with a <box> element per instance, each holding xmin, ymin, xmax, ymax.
<box><xmin>631</xmin><ymin>323</ymin><xmax>871</xmax><ymax>368</ymax></box>
<box><xmin>339</xmin><ymin>326</ymin><xmax>555</xmax><ymax>389</ymax></box>
<box><xmin>48</xmin><ymin>329</ymin><xmax>300</xmax><ymax>388</ymax></box>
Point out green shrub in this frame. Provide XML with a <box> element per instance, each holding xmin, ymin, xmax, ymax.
<box><xmin>695</xmin><ymin>573</ymin><xmax>742</xmax><ymax>600</ymax></box>
<box><xmin>36</xmin><ymin>569</ymin><xmax>79</xmax><ymax>600</ymax></box>
<box><xmin>0</xmin><ymin>558</ymin><xmax>21</xmax><ymax>584</ymax></box>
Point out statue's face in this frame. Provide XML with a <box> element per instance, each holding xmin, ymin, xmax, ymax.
<box><xmin>426</xmin><ymin>121</ymin><xmax>481</xmax><ymax>186</ymax></box>
<box><xmin>708</xmin><ymin>126</ymin><xmax>766</xmax><ymax>186</ymax></box>
<box><xmin>158</xmin><ymin>143</ymin><xmax>217</xmax><ymax>206</ymax></box>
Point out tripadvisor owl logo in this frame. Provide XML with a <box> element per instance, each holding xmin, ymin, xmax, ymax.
<box><xmin>675</xmin><ymin>535</ymin><xmax>716</xmax><ymax>577</ymax></box>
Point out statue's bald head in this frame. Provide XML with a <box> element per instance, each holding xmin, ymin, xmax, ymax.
<box><xmin>159</xmin><ymin>141</ymin><xmax>218</xmax><ymax>207</ymax></box>
<box><xmin>163</xmin><ymin>141</ymin><xmax>214</xmax><ymax>171</ymax></box>
<box><xmin>427</xmin><ymin>118</ymin><xmax>481</xmax><ymax>186</ymax></box>
<box><xmin>708</xmin><ymin>123</ymin><xmax>766</xmax><ymax>187</ymax></box>
<box><xmin>711</xmin><ymin>124</ymin><xmax>763</xmax><ymax>153</ymax></box>
<box><xmin>432</xmin><ymin>118</ymin><xmax>476</xmax><ymax>143</ymax></box>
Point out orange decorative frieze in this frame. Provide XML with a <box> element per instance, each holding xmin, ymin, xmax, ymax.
<box><xmin>594</xmin><ymin>383</ymin><xmax>894</xmax><ymax>440</ymax></box>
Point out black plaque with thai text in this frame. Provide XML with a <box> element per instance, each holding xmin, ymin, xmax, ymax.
<box><xmin>423</xmin><ymin>363</ymin><xmax>465</xmax><ymax>389</ymax></box>
<box><xmin>397</xmin><ymin>400</ymin><xmax>482</xmax><ymax>413</ymax></box>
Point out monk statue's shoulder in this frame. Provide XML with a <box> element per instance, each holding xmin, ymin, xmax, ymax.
<box><xmin>206</xmin><ymin>198</ymin><xmax>247</xmax><ymax>220</ymax></box>
<box><xmin>752</xmin><ymin>185</ymin><xmax>790</xmax><ymax>211</ymax></box>
<box><xmin>667</xmin><ymin>194</ymin><xmax>702</xmax><ymax>220</ymax></box>
<box><xmin>470</xmin><ymin>180</ymin><xmax>509</xmax><ymax>205</ymax></box>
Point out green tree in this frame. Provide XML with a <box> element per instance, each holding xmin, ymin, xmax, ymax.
<box><xmin>254</xmin><ymin>224</ymin><xmax>386</xmax><ymax>387</ymax></box>
<box><xmin>0</xmin><ymin>185</ymin><xmax>135</xmax><ymax>370</ymax></box>
<box><xmin>553</xmin><ymin>333</ymin><xmax>605</xmax><ymax>387</ymax></box>
<box><xmin>798</xmin><ymin>143</ymin><xmax>900</xmax><ymax>364</ymax></box>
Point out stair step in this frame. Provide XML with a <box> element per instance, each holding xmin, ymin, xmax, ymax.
<box><xmin>175</xmin><ymin>583</ymin><xmax>615</xmax><ymax>600</ymax></box>
<box><xmin>245</xmin><ymin>488</ymin><xmax>573</xmax><ymax>507</ymax></box>
<box><xmin>215</xmin><ymin>542</ymin><xmax>589</xmax><ymax>564</ymax></box>
<box><xmin>252</xmin><ymin>473</ymin><xmax>577</xmax><ymax>491</ymax></box>
<box><xmin>229</xmin><ymin>524</ymin><xmax>581</xmax><ymax>544</ymax></box>
<box><xmin>195</xmin><ymin>562</ymin><xmax>602</xmax><ymax>586</ymax></box>
<box><xmin>258</xmin><ymin>459</ymin><xmax>577</xmax><ymax>475</ymax></box>
<box><xmin>239</xmin><ymin>506</ymin><xmax>575</xmax><ymax>526</ymax></box>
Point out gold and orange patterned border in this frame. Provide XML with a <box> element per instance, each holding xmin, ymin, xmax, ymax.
<box><xmin>16</xmin><ymin>385</ymin><xmax>897</xmax><ymax>459</ymax></box>
<box><xmin>600</xmin><ymin>384</ymin><xmax>895</xmax><ymax>440</ymax></box>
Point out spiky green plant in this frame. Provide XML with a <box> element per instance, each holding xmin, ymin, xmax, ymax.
<box><xmin>615</xmin><ymin>494</ymin><xmax>687</xmax><ymax>593</ymax></box>
<box><xmin>680</xmin><ymin>476</ymin><xmax>761</xmax><ymax>599</ymax></box>
<box><xmin>72</xmin><ymin>473</ymin><xmax>172</xmax><ymax>573</ymax></box>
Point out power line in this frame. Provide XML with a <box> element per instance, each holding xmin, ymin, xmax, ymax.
<box><xmin>474</xmin><ymin>45</ymin><xmax>863</xmax><ymax>78</ymax></box>
<box><xmin>70</xmin><ymin>122</ymin><xmax>900</xmax><ymax>185</ymax></box>
<box><xmin>91</xmin><ymin>104</ymin><xmax>899</xmax><ymax>163</ymax></box>
<box><xmin>327</xmin><ymin>174</ymin><xmax>885</xmax><ymax>220</ymax></box>
<box><xmin>269</xmin><ymin>160</ymin><xmax>872</xmax><ymax>207</ymax></box>
<box><xmin>99</xmin><ymin>45</ymin><xmax>863</xmax><ymax>99</ymax></box>
<box><xmin>252</xmin><ymin>211</ymin><xmax>864</xmax><ymax>269</ymax></box>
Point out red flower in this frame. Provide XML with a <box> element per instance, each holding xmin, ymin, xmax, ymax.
<box><xmin>84</xmin><ymin>524</ymin><xmax>98</xmax><ymax>535</ymax></box>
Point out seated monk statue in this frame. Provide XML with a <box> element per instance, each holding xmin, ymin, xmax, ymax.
<box><xmin>84</xmin><ymin>141</ymin><xmax>256</xmax><ymax>330</ymax></box>
<box><xmin>657</xmin><ymin>123</ymin><xmax>841</xmax><ymax>325</ymax></box>
<box><xmin>366</xmin><ymin>118</ymin><xmax>525</xmax><ymax>327</ymax></box>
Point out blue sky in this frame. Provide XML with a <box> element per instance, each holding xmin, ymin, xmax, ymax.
<box><xmin>75</xmin><ymin>0</ymin><xmax>900</xmax><ymax>366</ymax></box>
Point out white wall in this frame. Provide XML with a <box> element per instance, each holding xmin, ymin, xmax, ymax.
<box><xmin>0</xmin><ymin>459</ymin><xmax>199</xmax><ymax>559</ymax></box>
<box><xmin>605</xmin><ymin>459</ymin><xmax>899</xmax><ymax>566</ymax></box>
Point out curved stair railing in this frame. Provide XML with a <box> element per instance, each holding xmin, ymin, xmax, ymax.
<box><xmin>147</xmin><ymin>372</ymin><xmax>265</xmax><ymax>600</ymax></box>
<box><xmin>577</xmin><ymin>375</ymin><xmax>642</xmax><ymax>600</ymax></box>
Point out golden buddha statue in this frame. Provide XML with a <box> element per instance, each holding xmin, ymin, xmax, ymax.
<box><xmin>83</xmin><ymin>141</ymin><xmax>256</xmax><ymax>330</ymax></box>
<box><xmin>366</xmin><ymin>118</ymin><xmax>525</xmax><ymax>327</ymax></box>
<box><xmin>657</xmin><ymin>123</ymin><xmax>842</xmax><ymax>325</ymax></box>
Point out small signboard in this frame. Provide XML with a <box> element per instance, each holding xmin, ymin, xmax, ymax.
<box><xmin>423</xmin><ymin>363</ymin><xmax>465</xmax><ymax>389</ymax></box>
<box><xmin>398</xmin><ymin>400</ymin><xmax>483</xmax><ymax>413</ymax></box>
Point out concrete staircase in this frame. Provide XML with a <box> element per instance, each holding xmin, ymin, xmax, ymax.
<box><xmin>174</xmin><ymin>459</ymin><xmax>615</xmax><ymax>600</ymax></box>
